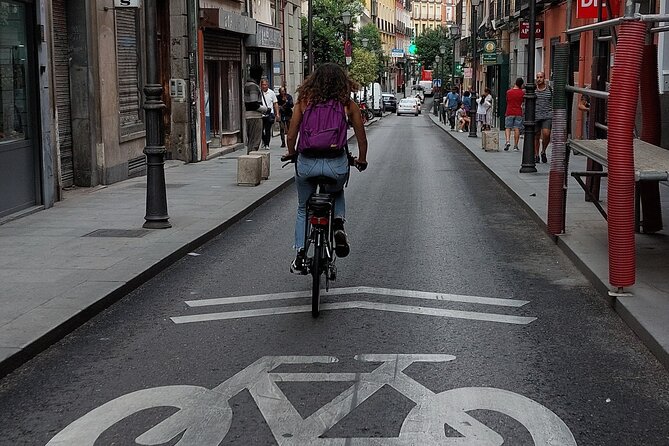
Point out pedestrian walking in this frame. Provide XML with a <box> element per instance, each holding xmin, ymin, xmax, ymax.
<box><xmin>260</xmin><ymin>79</ymin><xmax>280</xmax><ymax>149</ymax></box>
<box><xmin>277</xmin><ymin>87</ymin><xmax>294</xmax><ymax>148</ymax></box>
<box><xmin>244</xmin><ymin>65</ymin><xmax>267</xmax><ymax>154</ymax></box>
<box><xmin>445</xmin><ymin>86</ymin><xmax>461</xmax><ymax>130</ymax></box>
<box><xmin>534</xmin><ymin>72</ymin><xmax>552</xmax><ymax>163</ymax></box>
<box><xmin>504</xmin><ymin>77</ymin><xmax>525</xmax><ymax>151</ymax></box>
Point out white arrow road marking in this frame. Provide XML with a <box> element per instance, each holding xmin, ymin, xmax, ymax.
<box><xmin>184</xmin><ymin>286</ymin><xmax>530</xmax><ymax>308</ymax></box>
<box><xmin>171</xmin><ymin>301</ymin><xmax>536</xmax><ymax>325</ymax></box>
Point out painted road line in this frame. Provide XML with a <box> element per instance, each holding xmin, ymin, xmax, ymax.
<box><xmin>184</xmin><ymin>286</ymin><xmax>529</xmax><ymax>308</ymax></box>
<box><xmin>171</xmin><ymin>301</ymin><xmax>536</xmax><ymax>325</ymax></box>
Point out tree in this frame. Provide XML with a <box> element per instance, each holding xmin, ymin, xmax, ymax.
<box><xmin>301</xmin><ymin>0</ymin><xmax>365</xmax><ymax>73</ymax></box>
<box><xmin>414</xmin><ymin>27</ymin><xmax>455</xmax><ymax>81</ymax></box>
<box><xmin>354</xmin><ymin>24</ymin><xmax>385</xmax><ymax>82</ymax></box>
<box><xmin>348</xmin><ymin>47</ymin><xmax>378</xmax><ymax>88</ymax></box>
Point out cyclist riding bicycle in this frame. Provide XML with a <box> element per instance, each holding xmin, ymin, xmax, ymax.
<box><xmin>284</xmin><ymin>63</ymin><xmax>368</xmax><ymax>274</ymax></box>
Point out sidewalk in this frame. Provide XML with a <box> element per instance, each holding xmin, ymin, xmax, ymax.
<box><xmin>429</xmin><ymin>113</ymin><xmax>669</xmax><ymax>369</ymax></box>
<box><xmin>0</xmin><ymin>118</ymin><xmax>381</xmax><ymax>377</ymax></box>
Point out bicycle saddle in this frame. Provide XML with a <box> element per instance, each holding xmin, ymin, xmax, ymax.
<box><xmin>308</xmin><ymin>175</ymin><xmax>337</xmax><ymax>186</ymax></box>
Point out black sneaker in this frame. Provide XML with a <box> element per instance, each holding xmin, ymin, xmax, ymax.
<box><xmin>535</xmin><ymin>155</ymin><xmax>540</xmax><ymax>163</ymax></box>
<box><xmin>290</xmin><ymin>250</ymin><xmax>307</xmax><ymax>275</ymax></box>
<box><xmin>334</xmin><ymin>230</ymin><xmax>350</xmax><ymax>258</ymax></box>
<box><xmin>541</xmin><ymin>152</ymin><xmax>548</xmax><ymax>163</ymax></box>
<box><xmin>504</xmin><ymin>142</ymin><xmax>510</xmax><ymax>151</ymax></box>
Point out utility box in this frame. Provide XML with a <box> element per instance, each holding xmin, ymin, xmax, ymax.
<box><xmin>482</xmin><ymin>130</ymin><xmax>499</xmax><ymax>151</ymax></box>
<box><xmin>169</xmin><ymin>79</ymin><xmax>187</xmax><ymax>102</ymax></box>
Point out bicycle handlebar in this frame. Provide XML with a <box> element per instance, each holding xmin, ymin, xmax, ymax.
<box><xmin>281</xmin><ymin>153</ymin><xmax>368</xmax><ymax>172</ymax></box>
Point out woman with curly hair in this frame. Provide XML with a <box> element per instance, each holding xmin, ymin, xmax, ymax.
<box><xmin>284</xmin><ymin>63</ymin><xmax>368</xmax><ymax>274</ymax></box>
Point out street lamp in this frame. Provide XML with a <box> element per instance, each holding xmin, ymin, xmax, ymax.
<box><xmin>434</xmin><ymin>55</ymin><xmax>442</xmax><ymax>116</ymax></box>
<box><xmin>520</xmin><ymin>0</ymin><xmax>538</xmax><ymax>173</ymax></box>
<box><xmin>142</xmin><ymin>0</ymin><xmax>170</xmax><ymax>229</ymax></box>
<box><xmin>439</xmin><ymin>44</ymin><xmax>446</xmax><ymax>89</ymax></box>
<box><xmin>342</xmin><ymin>11</ymin><xmax>352</xmax><ymax>66</ymax></box>
<box><xmin>449</xmin><ymin>24</ymin><xmax>460</xmax><ymax>93</ymax></box>
<box><xmin>361</xmin><ymin>37</ymin><xmax>371</xmax><ymax>110</ymax></box>
<box><xmin>468</xmin><ymin>0</ymin><xmax>481</xmax><ymax>138</ymax></box>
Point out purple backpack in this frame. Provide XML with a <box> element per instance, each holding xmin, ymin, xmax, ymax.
<box><xmin>297</xmin><ymin>100</ymin><xmax>348</xmax><ymax>153</ymax></box>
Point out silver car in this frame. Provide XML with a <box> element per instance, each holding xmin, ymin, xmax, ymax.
<box><xmin>396</xmin><ymin>98</ymin><xmax>419</xmax><ymax>116</ymax></box>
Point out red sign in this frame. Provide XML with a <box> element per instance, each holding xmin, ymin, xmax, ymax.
<box><xmin>576</xmin><ymin>0</ymin><xmax>619</xmax><ymax>18</ymax></box>
<box><xmin>344</xmin><ymin>40</ymin><xmax>352</xmax><ymax>57</ymax></box>
<box><xmin>422</xmin><ymin>69</ymin><xmax>433</xmax><ymax>81</ymax></box>
<box><xmin>519</xmin><ymin>21</ymin><xmax>544</xmax><ymax>39</ymax></box>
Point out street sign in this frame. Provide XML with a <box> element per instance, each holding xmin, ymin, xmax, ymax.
<box><xmin>433</xmin><ymin>79</ymin><xmax>442</xmax><ymax>88</ymax></box>
<box><xmin>576</xmin><ymin>0</ymin><xmax>619</xmax><ymax>18</ymax></box>
<box><xmin>481</xmin><ymin>40</ymin><xmax>497</xmax><ymax>65</ymax></box>
<box><xmin>464</xmin><ymin>67</ymin><xmax>472</xmax><ymax>79</ymax></box>
<box><xmin>114</xmin><ymin>0</ymin><xmax>140</xmax><ymax>6</ymax></box>
<box><xmin>391</xmin><ymin>49</ymin><xmax>405</xmax><ymax>58</ymax></box>
<box><xmin>519</xmin><ymin>21</ymin><xmax>544</xmax><ymax>39</ymax></box>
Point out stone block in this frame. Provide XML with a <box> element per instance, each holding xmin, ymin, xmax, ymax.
<box><xmin>248</xmin><ymin>150</ymin><xmax>270</xmax><ymax>179</ymax></box>
<box><xmin>237</xmin><ymin>155</ymin><xmax>263</xmax><ymax>186</ymax></box>
<box><xmin>482</xmin><ymin>131</ymin><xmax>499</xmax><ymax>152</ymax></box>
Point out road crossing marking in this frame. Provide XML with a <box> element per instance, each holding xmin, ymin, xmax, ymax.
<box><xmin>171</xmin><ymin>287</ymin><xmax>536</xmax><ymax>325</ymax></box>
<box><xmin>184</xmin><ymin>286</ymin><xmax>529</xmax><ymax>307</ymax></box>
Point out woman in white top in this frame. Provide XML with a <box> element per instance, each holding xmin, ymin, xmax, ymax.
<box><xmin>476</xmin><ymin>88</ymin><xmax>494</xmax><ymax>131</ymax></box>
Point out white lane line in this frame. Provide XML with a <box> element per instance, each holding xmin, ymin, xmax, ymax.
<box><xmin>171</xmin><ymin>301</ymin><xmax>536</xmax><ymax>325</ymax></box>
<box><xmin>184</xmin><ymin>286</ymin><xmax>529</xmax><ymax>308</ymax></box>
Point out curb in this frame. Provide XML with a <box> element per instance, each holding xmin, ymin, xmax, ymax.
<box><xmin>0</xmin><ymin>174</ymin><xmax>295</xmax><ymax>379</ymax></box>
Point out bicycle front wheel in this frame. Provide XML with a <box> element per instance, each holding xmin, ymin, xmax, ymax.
<box><xmin>311</xmin><ymin>242</ymin><xmax>322</xmax><ymax>317</ymax></box>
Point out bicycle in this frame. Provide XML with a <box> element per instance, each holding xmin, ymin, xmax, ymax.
<box><xmin>359</xmin><ymin>101</ymin><xmax>374</xmax><ymax>123</ymax></box>
<box><xmin>47</xmin><ymin>354</ymin><xmax>577</xmax><ymax>445</ymax></box>
<box><xmin>282</xmin><ymin>152</ymin><xmax>366</xmax><ymax>318</ymax></box>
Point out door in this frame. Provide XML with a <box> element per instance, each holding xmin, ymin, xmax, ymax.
<box><xmin>0</xmin><ymin>0</ymin><xmax>39</xmax><ymax>218</ymax></box>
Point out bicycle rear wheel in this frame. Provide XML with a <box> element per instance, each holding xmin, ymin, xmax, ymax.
<box><xmin>311</xmin><ymin>243</ymin><xmax>322</xmax><ymax>317</ymax></box>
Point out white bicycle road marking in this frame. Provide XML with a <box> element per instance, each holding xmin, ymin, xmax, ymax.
<box><xmin>171</xmin><ymin>286</ymin><xmax>537</xmax><ymax>325</ymax></box>
<box><xmin>184</xmin><ymin>287</ymin><xmax>530</xmax><ymax>308</ymax></box>
<box><xmin>46</xmin><ymin>354</ymin><xmax>577</xmax><ymax>446</ymax></box>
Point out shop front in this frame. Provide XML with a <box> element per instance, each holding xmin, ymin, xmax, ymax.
<box><xmin>199</xmin><ymin>9</ymin><xmax>256</xmax><ymax>158</ymax></box>
<box><xmin>246</xmin><ymin>22</ymin><xmax>282</xmax><ymax>89</ymax></box>
<box><xmin>0</xmin><ymin>0</ymin><xmax>40</xmax><ymax>218</ymax></box>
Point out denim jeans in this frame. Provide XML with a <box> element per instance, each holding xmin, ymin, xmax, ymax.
<box><xmin>294</xmin><ymin>153</ymin><xmax>349</xmax><ymax>250</ymax></box>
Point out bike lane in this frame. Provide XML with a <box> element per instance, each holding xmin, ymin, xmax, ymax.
<box><xmin>1</xmin><ymin>114</ymin><xmax>669</xmax><ymax>445</ymax></box>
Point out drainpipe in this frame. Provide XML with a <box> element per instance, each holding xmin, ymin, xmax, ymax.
<box><xmin>187</xmin><ymin>0</ymin><xmax>199</xmax><ymax>163</ymax></box>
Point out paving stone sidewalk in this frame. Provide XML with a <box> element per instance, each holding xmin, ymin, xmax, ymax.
<box><xmin>429</xmin><ymin>112</ymin><xmax>669</xmax><ymax>369</ymax></box>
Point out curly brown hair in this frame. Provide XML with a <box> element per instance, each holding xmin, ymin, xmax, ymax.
<box><xmin>296</xmin><ymin>63</ymin><xmax>359</xmax><ymax>105</ymax></box>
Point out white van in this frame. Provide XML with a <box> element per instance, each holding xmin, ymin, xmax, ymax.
<box><xmin>358</xmin><ymin>82</ymin><xmax>383</xmax><ymax>116</ymax></box>
<box><xmin>417</xmin><ymin>80</ymin><xmax>433</xmax><ymax>96</ymax></box>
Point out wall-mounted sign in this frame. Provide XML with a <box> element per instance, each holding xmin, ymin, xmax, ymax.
<box><xmin>519</xmin><ymin>21</ymin><xmax>544</xmax><ymax>39</ymax></box>
<box><xmin>576</xmin><ymin>0</ymin><xmax>619</xmax><ymax>18</ymax></box>
<box><xmin>391</xmin><ymin>49</ymin><xmax>405</xmax><ymax>58</ymax></box>
<box><xmin>114</xmin><ymin>0</ymin><xmax>140</xmax><ymax>6</ymax></box>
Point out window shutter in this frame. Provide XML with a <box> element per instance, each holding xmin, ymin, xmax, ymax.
<box><xmin>116</xmin><ymin>9</ymin><xmax>143</xmax><ymax>134</ymax></box>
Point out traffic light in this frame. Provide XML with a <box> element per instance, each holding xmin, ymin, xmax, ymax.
<box><xmin>408</xmin><ymin>42</ymin><xmax>416</xmax><ymax>55</ymax></box>
<box><xmin>455</xmin><ymin>62</ymin><xmax>463</xmax><ymax>76</ymax></box>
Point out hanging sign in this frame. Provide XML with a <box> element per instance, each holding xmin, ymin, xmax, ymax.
<box><xmin>114</xmin><ymin>0</ymin><xmax>140</xmax><ymax>7</ymax></box>
<box><xmin>481</xmin><ymin>40</ymin><xmax>498</xmax><ymax>65</ymax></box>
<box><xmin>519</xmin><ymin>21</ymin><xmax>544</xmax><ymax>39</ymax></box>
<box><xmin>576</xmin><ymin>0</ymin><xmax>619</xmax><ymax>18</ymax></box>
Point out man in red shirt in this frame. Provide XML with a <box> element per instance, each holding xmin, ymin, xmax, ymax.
<box><xmin>504</xmin><ymin>77</ymin><xmax>525</xmax><ymax>151</ymax></box>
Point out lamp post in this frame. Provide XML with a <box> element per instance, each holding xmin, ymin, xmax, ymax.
<box><xmin>307</xmin><ymin>0</ymin><xmax>313</xmax><ymax>75</ymax></box>
<box><xmin>361</xmin><ymin>37</ymin><xmax>370</xmax><ymax>109</ymax></box>
<box><xmin>520</xmin><ymin>0</ymin><xmax>538</xmax><ymax>173</ymax></box>
<box><xmin>439</xmin><ymin>44</ymin><xmax>446</xmax><ymax>89</ymax></box>
<box><xmin>449</xmin><ymin>24</ymin><xmax>460</xmax><ymax>93</ymax></box>
<box><xmin>142</xmin><ymin>0</ymin><xmax>170</xmax><ymax>229</ymax></box>
<box><xmin>434</xmin><ymin>55</ymin><xmax>441</xmax><ymax>116</ymax></box>
<box><xmin>468</xmin><ymin>0</ymin><xmax>480</xmax><ymax>138</ymax></box>
<box><xmin>342</xmin><ymin>11</ymin><xmax>352</xmax><ymax>66</ymax></box>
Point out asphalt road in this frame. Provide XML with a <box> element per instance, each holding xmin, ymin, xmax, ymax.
<box><xmin>1</xmin><ymin>110</ymin><xmax>669</xmax><ymax>446</ymax></box>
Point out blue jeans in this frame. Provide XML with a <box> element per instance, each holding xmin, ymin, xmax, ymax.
<box><xmin>294</xmin><ymin>153</ymin><xmax>349</xmax><ymax>250</ymax></box>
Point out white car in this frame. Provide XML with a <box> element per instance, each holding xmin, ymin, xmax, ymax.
<box><xmin>396</xmin><ymin>98</ymin><xmax>419</xmax><ymax>116</ymax></box>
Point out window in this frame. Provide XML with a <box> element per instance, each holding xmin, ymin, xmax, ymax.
<box><xmin>115</xmin><ymin>8</ymin><xmax>144</xmax><ymax>136</ymax></box>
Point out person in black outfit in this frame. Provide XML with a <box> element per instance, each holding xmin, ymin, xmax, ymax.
<box><xmin>277</xmin><ymin>87</ymin><xmax>294</xmax><ymax>148</ymax></box>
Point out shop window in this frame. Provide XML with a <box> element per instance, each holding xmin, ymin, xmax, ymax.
<box><xmin>115</xmin><ymin>8</ymin><xmax>144</xmax><ymax>136</ymax></box>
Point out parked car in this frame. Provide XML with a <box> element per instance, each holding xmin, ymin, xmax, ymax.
<box><xmin>381</xmin><ymin>93</ymin><xmax>397</xmax><ymax>112</ymax></box>
<box><xmin>396</xmin><ymin>98</ymin><xmax>419</xmax><ymax>116</ymax></box>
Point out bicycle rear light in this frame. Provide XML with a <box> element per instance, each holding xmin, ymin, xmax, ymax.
<box><xmin>310</xmin><ymin>216</ymin><xmax>329</xmax><ymax>226</ymax></box>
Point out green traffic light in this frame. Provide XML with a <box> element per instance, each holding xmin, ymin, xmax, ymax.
<box><xmin>408</xmin><ymin>43</ymin><xmax>416</xmax><ymax>55</ymax></box>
